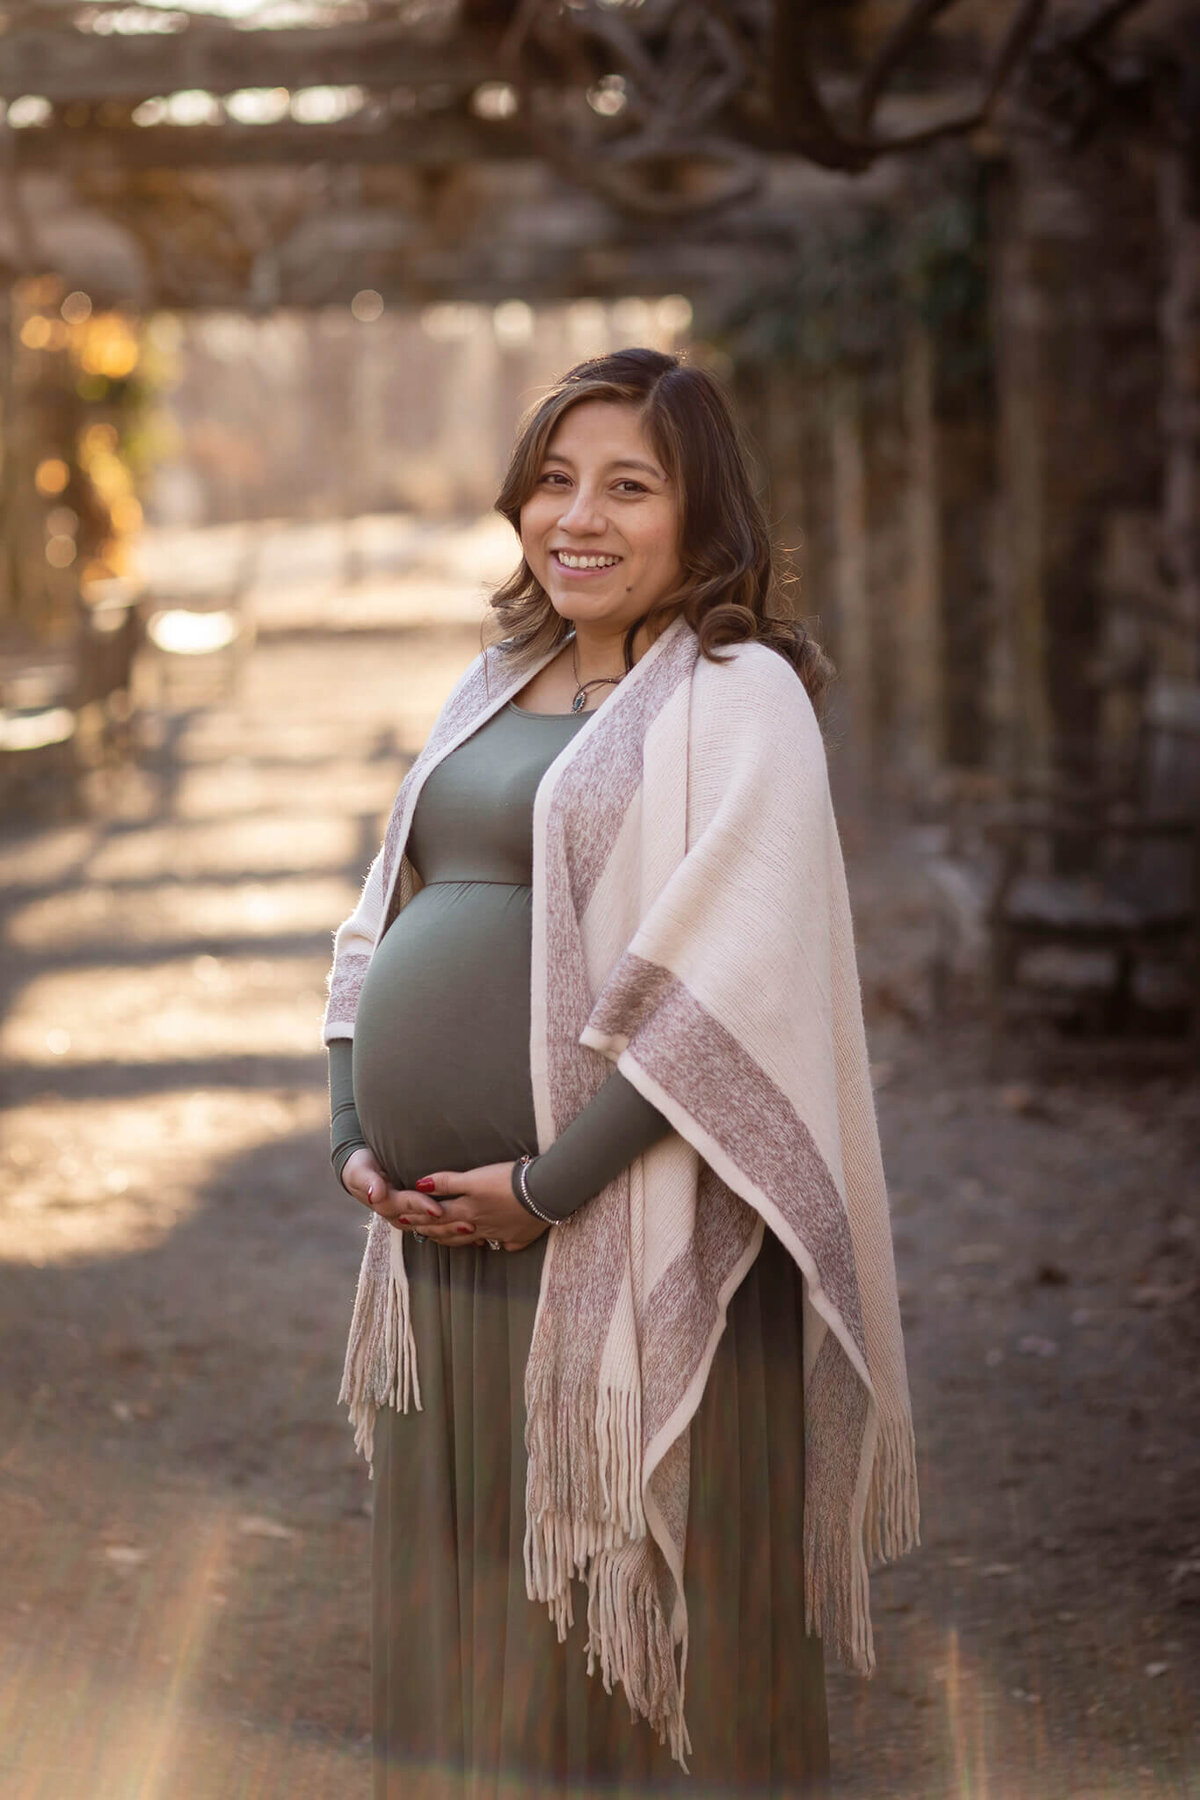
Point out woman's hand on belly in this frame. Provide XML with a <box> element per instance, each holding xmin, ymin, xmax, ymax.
<box><xmin>406</xmin><ymin>1163</ymin><xmax>552</xmax><ymax>1253</ymax></box>
<box><xmin>339</xmin><ymin>1147</ymin><xmax>443</xmax><ymax>1229</ymax></box>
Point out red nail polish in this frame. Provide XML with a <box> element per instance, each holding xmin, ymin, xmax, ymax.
<box><xmin>457</xmin><ymin>1224</ymin><xmax>473</xmax><ymax>1236</ymax></box>
<box><xmin>415</xmin><ymin>1177</ymin><xmax>435</xmax><ymax>1193</ymax></box>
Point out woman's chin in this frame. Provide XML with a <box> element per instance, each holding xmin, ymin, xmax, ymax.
<box><xmin>548</xmin><ymin>593</ymin><xmax>616</xmax><ymax>624</ymax></box>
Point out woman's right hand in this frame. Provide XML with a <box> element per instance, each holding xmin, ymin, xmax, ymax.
<box><xmin>340</xmin><ymin>1148</ymin><xmax>442</xmax><ymax>1230</ymax></box>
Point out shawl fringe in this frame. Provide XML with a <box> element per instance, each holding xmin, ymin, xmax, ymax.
<box><xmin>804</xmin><ymin>1408</ymin><xmax>922</xmax><ymax>1674</ymax></box>
<box><xmin>337</xmin><ymin>1215</ymin><xmax>420</xmax><ymax>1467</ymax></box>
<box><xmin>866</xmin><ymin>1410</ymin><xmax>922</xmax><ymax>1569</ymax></box>
<box><xmin>585</xmin><ymin>1540</ymin><xmax>690</xmax><ymax>1768</ymax></box>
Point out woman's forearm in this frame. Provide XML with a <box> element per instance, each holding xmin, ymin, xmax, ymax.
<box><xmin>328</xmin><ymin>1038</ymin><xmax>369</xmax><ymax>1182</ymax></box>
<box><xmin>520</xmin><ymin>1072</ymin><xmax>673</xmax><ymax>1222</ymax></box>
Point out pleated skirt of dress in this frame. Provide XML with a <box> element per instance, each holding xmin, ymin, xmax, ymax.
<box><xmin>371</xmin><ymin>1224</ymin><xmax>830</xmax><ymax>1800</ymax></box>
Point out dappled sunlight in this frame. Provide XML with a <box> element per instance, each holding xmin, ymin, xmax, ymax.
<box><xmin>172</xmin><ymin>758</ymin><xmax>398</xmax><ymax>824</ymax></box>
<box><xmin>83</xmin><ymin>814</ymin><xmax>357</xmax><ymax>882</ymax></box>
<box><xmin>6</xmin><ymin>875</ymin><xmax>357</xmax><ymax>952</ymax></box>
<box><xmin>2</xmin><ymin>954</ymin><xmax>326</xmax><ymax>1069</ymax></box>
<box><xmin>427</xmin><ymin>511</ymin><xmax>523</xmax><ymax>586</ymax></box>
<box><xmin>0</xmin><ymin>1088</ymin><xmax>326</xmax><ymax>1263</ymax></box>
<box><xmin>0</xmin><ymin>824</ymin><xmax>99</xmax><ymax>888</ymax></box>
<box><xmin>174</xmin><ymin>708</ymin><xmax>389</xmax><ymax>767</ymax></box>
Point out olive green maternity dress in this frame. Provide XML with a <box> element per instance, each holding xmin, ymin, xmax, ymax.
<box><xmin>329</xmin><ymin>696</ymin><xmax>830</xmax><ymax>1799</ymax></box>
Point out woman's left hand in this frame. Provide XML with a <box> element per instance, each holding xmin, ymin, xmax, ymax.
<box><xmin>401</xmin><ymin>1162</ymin><xmax>552</xmax><ymax>1252</ymax></box>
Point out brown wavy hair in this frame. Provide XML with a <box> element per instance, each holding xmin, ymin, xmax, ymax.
<box><xmin>482</xmin><ymin>347</ymin><xmax>834</xmax><ymax>718</ymax></box>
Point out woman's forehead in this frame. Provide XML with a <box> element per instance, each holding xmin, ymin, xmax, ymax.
<box><xmin>544</xmin><ymin>400</ymin><xmax>664</xmax><ymax>472</ymax></box>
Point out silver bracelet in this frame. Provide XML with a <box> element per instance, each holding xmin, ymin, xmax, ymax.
<box><xmin>512</xmin><ymin>1153</ymin><xmax>565</xmax><ymax>1226</ymax></box>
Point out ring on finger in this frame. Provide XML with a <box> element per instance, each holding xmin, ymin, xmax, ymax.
<box><xmin>486</xmin><ymin>1238</ymin><xmax>502</xmax><ymax>1251</ymax></box>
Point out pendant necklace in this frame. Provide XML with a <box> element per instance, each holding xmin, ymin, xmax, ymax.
<box><xmin>570</xmin><ymin>635</ymin><xmax>624</xmax><ymax>714</ymax></box>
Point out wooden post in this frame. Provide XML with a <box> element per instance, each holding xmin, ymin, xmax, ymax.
<box><xmin>899</xmin><ymin>320</ymin><xmax>943</xmax><ymax>784</ymax></box>
<box><xmin>990</xmin><ymin>154</ymin><xmax>1050</xmax><ymax>787</ymax></box>
<box><xmin>830</xmin><ymin>370</ymin><xmax>872</xmax><ymax>805</ymax></box>
<box><xmin>1159</xmin><ymin>149</ymin><xmax>1200</xmax><ymax>680</ymax></box>
<box><xmin>988</xmin><ymin>140</ymin><xmax>1161</xmax><ymax>793</ymax></box>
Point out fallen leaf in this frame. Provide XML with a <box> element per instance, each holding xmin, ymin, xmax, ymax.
<box><xmin>236</xmin><ymin>1514</ymin><xmax>297</xmax><ymax>1541</ymax></box>
<box><xmin>104</xmin><ymin>1545</ymin><xmax>148</xmax><ymax>1569</ymax></box>
<box><xmin>1016</xmin><ymin>1335</ymin><xmax>1059</xmax><ymax>1358</ymax></box>
<box><xmin>1144</xmin><ymin>1662</ymin><xmax>1170</xmax><ymax>1679</ymax></box>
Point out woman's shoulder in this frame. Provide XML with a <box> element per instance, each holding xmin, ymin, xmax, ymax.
<box><xmin>692</xmin><ymin>634</ymin><xmax>818</xmax><ymax>733</ymax></box>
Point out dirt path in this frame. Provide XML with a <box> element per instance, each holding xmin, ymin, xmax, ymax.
<box><xmin>1</xmin><ymin>523</ymin><xmax>1197</xmax><ymax>1799</ymax></box>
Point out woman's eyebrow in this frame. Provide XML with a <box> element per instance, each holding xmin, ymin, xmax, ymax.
<box><xmin>541</xmin><ymin>451</ymin><xmax>666</xmax><ymax>479</ymax></box>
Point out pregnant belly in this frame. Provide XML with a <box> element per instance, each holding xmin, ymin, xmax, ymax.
<box><xmin>352</xmin><ymin>881</ymin><xmax>539</xmax><ymax>1190</ymax></box>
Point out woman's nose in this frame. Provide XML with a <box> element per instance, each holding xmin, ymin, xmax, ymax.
<box><xmin>557</xmin><ymin>485</ymin><xmax>605</xmax><ymax>534</ymax></box>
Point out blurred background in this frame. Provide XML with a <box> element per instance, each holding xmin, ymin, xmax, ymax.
<box><xmin>0</xmin><ymin>2</ymin><xmax>1197</xmax><ymax>1795</ymax></box>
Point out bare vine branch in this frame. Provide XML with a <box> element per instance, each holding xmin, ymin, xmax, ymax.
<box><xmin>854</xmin><ymin>0</ymin><xmax>964</xmax><ymax>139</ymax></box>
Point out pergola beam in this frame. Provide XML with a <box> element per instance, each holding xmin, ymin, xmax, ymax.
<box><xmin>0</xmin><ymin>21</ymin><xmax>499</xmax><ymax>103</ymax></box>
<box><xmin>9</xmin><ymin>115</ymin><xmax>530</xmax><ymax>170</ymax></box>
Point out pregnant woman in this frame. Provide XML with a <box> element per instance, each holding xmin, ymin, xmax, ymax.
<box><xmin>324</xmin><ymin>348</ymin><xmax>919</xmax><ymax>1798</ymax></box>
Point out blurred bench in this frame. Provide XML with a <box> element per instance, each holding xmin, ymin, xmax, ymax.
<box><xmin>926</xmin><ymin>677</ymin><xmax>1200</xmax><ymax>1054</ymax></box>
<box><xmin>0</xmin><ymin>584</ymin><xmax>144</xmax><ymax>816</ymax></box>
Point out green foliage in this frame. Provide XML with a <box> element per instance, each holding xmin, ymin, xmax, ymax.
<box><xmin>900</xmin><ymin>180</ymin><xmax>993</xmax><ymax>393</ymax></box>
<box><xmin>704</xmin><ymin>165</ymin><xmax>992</xmax><ymax>394</ymax></box>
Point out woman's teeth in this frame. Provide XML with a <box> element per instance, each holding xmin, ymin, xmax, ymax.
<box><xmin>554</xmin><ymin>552</ymin><xmax>621</xmax><ymax>570</ymax></box>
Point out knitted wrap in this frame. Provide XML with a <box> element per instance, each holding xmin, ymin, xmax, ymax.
<box><xmin>324</xmin><ymin>611</ymin><xmax>920</xmax><ymax>1767</ymax></box>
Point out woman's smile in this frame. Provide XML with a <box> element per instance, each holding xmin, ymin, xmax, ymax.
<box><xmin>551</xmin><ymin>549</ymin><xmax>624</xmax><ymax>577</ymax></box>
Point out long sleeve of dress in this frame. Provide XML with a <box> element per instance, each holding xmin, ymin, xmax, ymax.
<box><xmin>329</xmin><ymin>1039</ymin><xmax>368</xmax><ymax>1182</ymax></box>
<box><xmin>520</xmin><ymin>1076</ymin><xmax>671</xmax><ymax>1220</ymax></box>
<box><xmin>328</xmin><ymin>1039</ymin><xmax>671</xmax><ymax>1217</ymax></box>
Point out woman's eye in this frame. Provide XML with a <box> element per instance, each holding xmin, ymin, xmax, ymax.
<box><xmin>616</xmin><ymin>481</ymin><xmax>647</xmax><ymax>495</ymax></box>
<box><xmin>539</xmin><ymin>471</ymin><xmax>569</xmax><ymax>486</ymax></box>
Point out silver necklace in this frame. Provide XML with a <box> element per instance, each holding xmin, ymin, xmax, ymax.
<box><xmin>570</xmin><ymin>636</ymin><xmax>624</xmax><ymax>714</ymax></box>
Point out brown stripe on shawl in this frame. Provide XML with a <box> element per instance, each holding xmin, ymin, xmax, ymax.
<box><xmin>586</xmin><ymin>951</ymin><xmax>870</xmax><ymax>1362</ymax></box>
<box><xmin>527</xmin><ymin>626</ymin><xmax>699</xmax><ymax>1449</ymax></box>
<box><xmin>803</xmin><ymin>1330</ymin><xmax>873</xmax><ymax>1661</ymax></box>
<box><xmin>523</xmin><ymin>1170</ymin><xmax>636</xmax><ymax>1525</ymax></box>
<box><xmin>523</xmin><ymin>622</ymin><xmax>701</xmax><ymax>1745</ymax></box>
<box><xmin>639</xmin><ymin>1160</ymin><xmax>760</xmax><ymax>1447</ymax></box>
<box><xmin>549</xmin><ymin>621</ymin><xmax>696</xmax><ymax>916</ymax></box>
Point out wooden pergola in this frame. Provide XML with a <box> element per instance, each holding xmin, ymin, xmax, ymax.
<box><xmin>0</xmin><ymin>0</ymin><xmax>1194</xmax><ymax>829</ymax></box>
<box><xmin>0</xmin><ymin>0</ymin><xmax>1177</xmax><ymax>309</ymax></box>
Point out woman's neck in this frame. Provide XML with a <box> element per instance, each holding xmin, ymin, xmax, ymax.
<box><xmin>571</xmin><ymin>606</ymin><xmax>675</xmax><ymax>675</ymax></box>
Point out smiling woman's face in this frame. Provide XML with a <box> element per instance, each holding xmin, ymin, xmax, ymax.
<box><xmin>519</xmin><ymin>398</ymin><xmax>682</xmax><ymax>639</ymax></box>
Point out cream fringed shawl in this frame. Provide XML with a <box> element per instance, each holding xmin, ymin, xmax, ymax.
<box><xmin>322</xmin><ymin>610</ymin><xmax>919</xmax><ymax>1766</ymax></box>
